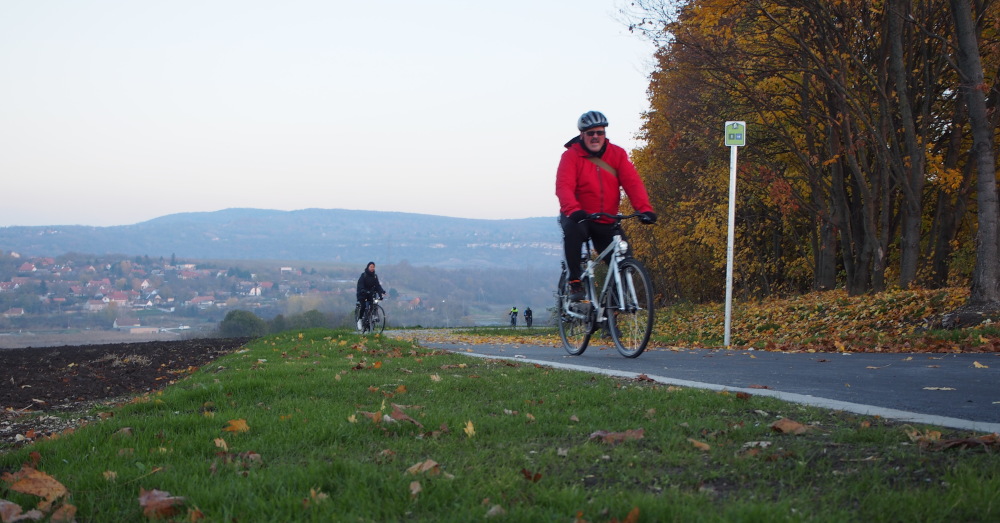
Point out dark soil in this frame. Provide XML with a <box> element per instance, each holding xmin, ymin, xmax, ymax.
<box><xmin>1</xmin><ymin>337</ymin><xmax>251</xmax><ymax>452</ymax></box>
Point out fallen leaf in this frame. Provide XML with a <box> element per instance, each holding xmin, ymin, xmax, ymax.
<box><xmin>588</xmin><ymin>428</ymin><xmax>645</xmax><ymax>445</ymax></box>
<box><xmin>929</xmin><ymin>433</ymin><xmax>1000</xmax><ymax>451</ymax></box>
<box><xmin>409</xmin><ymin>481</ymin><xmax>422</xmax><ymax>497</ymax></box>
<box><xmin>2</xmin><ymin>466</ymin><xmax>68</xmax><ymax>511</ymax></box>
<box><xmin>973</xmin><ymin>361</ymin><xmax>989</xmax><ymax>369</ymax></box>
<box><xmin>389</xmin><ymin>404</ymin><xmax>424</xmax><ymax>428</ymax></box>
<box><xmin>49</xmin><ymin>503</ymin><xmax>77</xmax><ymax>523</ymax></box>
<box><xmin>223</xmin><ymin>419</ymin><xmax>249</xmax><ymax>433</ymax></box>
<box><xmin>0</xmin><ymin>500</ymin><xmax>44</xmax><ymax>522</ymax></box>
<box><xmin>904</xmin><ymin>426</ymin><xmax>943</xmax><ymax>445</ymax></box>
<box><xmin>138</xmin><ymin>488</ymin><xmax>185</xmax><ymax>518</ymax></box>
<box><xmin>214</xmin><ymin>438</ymin><xmax>228</xmax><ymax>451</ymax></box>
<box><xmin>464</xmin><ymin>420</ymin><xmax>475</xmax><ymax>438</ymax></box>
<box><xmin>520</xmin><ymin>468</ymin><xmax>542</xmax><ymax>482</ymax></box>
<box><xmin>688</xmin><ymin>438</ymin><xmax>711</xmax><ymax>451</ymax></box>
<box><xmin>406</xmin><ymin>460</ymin><xmax>440</xmax><ymax>475</ymax></box>
<box><xmin>770</xmin><ymin>418</ymin><xmax>812</xmax><ymax>435</ymax></box>
<box><xmin>616</xmin><ymin>507</ymin><xmax>641</xmax><ymax>523</ymax></box>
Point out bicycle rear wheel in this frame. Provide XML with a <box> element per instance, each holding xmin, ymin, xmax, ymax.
<box><xmin>606</xmin><ymin>259</ymin><xmax>654</xmax><ymax>358</ymax></box>
<box><xmin>369</xmin><ymin>304</ymin><xmax>386</xmax><ymax>334</ymax></box>
<box><xmin>558</xmin><ymin>273</ymin><xmax>593</xmax><ymax>355</ymax></box>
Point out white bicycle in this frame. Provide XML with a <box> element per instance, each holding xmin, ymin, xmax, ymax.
<box><xmin>557</xmin><ymin>213</ymin><xmax>655</xmax><ymax>358</ymax></box>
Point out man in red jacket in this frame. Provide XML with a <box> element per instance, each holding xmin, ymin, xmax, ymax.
<box><xmin>556</xmin><ymin>110</ymin><xmax>656</xmax><ymax>301</ymax></box>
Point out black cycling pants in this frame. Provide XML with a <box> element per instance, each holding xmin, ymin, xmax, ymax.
<box><xmin>560</xmin><ymin>215</ymin><xmax>626</xmax><ymax>281</ymax></box>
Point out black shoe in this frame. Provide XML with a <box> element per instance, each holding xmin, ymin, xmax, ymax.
<box><xmin>567</xmin><ymin>280</ymin><xmax>585</xmax><ymax>302</ymax></box>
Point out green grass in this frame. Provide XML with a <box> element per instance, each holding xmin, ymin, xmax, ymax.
<box><xmin>455</xmin><ymin>325</ymin><xmax>558</xmax><ymax>337</ymax></box>
<box><xmin>2</xmin><ymin>329</ymin><xmax>998</xmax><ymax>521</ymax></box>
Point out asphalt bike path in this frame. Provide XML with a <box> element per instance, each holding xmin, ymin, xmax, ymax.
<box><xmin>391</xmin><ymin>332</ymin><xmax>1000</xmax><ymax>434</ymax></box>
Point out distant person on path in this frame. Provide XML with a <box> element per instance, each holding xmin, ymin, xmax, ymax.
<box><xmin>524</xmin><ymin>306</ymin><xmax>533</xmax><ymax>328</ymax></box>
<box><xmin>356</xmin><ymin>261</ymin><xmax>386</xmax><ymax>326</ymax></box>
<box><xmin>509</xmin><ymin>306</ymin><xmax>518</xmax><ymax>327</ymax></box>
<box><xmin>556</xmin><ymin>110</ymin><xmax>656</xmax><ymax>301</ymax></box>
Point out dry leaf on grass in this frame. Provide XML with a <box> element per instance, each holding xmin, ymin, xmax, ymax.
<box><xmin>688</xmin><ymin>438</ymin><xmax>711</xmax><ymax>451</ymax></box>
<box><xmin>770</xmin><ymin>418</ymin><xmax>813</xmax><ymax>435</ymax></box>
<box><xmin>1</xmin><ymin>466</ymin><xmax>68</xmax><ymax>512</ymax></box>
<box><xmin>588</xmin><ymin>428</ymin><xmax>645</xmax><ymax>445</ymax></box>
<box><xmin>223</xmin><ymin>419</ymin><xmax>249</xmax><ymax>433</ymax></box>
<box><xmin>0</xmin><ymin>499</ymin><xmax>44</xmax><ymax>522</ymax></box>
<box><xmin>139</xmin><ymin>488</ymin><xmax>185</xmax><ymax>518</ymax></box>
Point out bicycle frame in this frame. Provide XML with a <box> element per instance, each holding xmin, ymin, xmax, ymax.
<box><xmin>561</xmin><ymin>229</ymin><xmax>630</xmax><ymax>324</ymax></box>
<box><xmin>366</xmin><ymin>297</ymin><xmax>381</xmax><ymax>321</ymax></box>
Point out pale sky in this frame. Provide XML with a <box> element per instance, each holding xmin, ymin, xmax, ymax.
<box><xmin>0</xmin><ymin>1</ymin><xmax>656</xmax><ymax>227</ymax></box>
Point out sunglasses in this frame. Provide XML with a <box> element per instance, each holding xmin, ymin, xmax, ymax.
<box><xmin>585</xmin><ymin>130</ymin><xmax>606</xmax><ymax>137</ymax></box>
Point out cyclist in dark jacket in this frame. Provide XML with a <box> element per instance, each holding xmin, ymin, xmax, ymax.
<box><xmin>356</xmin><ymin>261</ymin><xmax>386</xmax><ymax>320</ymax></box>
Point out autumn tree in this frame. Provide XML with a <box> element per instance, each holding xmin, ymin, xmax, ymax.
<box><xmin>623</xmin><ymin>0</ymin><xmax>998</xmax><ymax>302</ymax></box>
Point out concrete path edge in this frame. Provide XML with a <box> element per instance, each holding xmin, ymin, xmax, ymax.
<box><xmin>460</xmin><ymin>352</ymin><xmax>1000</xmax><ymax>434</ymax></box>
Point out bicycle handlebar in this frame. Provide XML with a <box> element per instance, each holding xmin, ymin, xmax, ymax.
<box><xmin>583</xmin><ymin>212</ymin><xmax>645</xmax><ymax>222</ymax></box>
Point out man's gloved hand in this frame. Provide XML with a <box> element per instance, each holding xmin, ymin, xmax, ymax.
<box><xmin>640</xmin><ymin>211</ymin><xmax>658</xmax><ymax>225</ymax></box>
<box><xmin>569</xmin><ymin>210</ymin><xmax>589</xmax><ymax>223</ymax></box>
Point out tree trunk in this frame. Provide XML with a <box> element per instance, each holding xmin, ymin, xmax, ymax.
<box><xmin>951</xmin><ymin>0</ymin><xmax>1000</xmax><ymax>305</ymax></box>
<box><xmin>887</xmin><ymin>0</ymin><xmax>926</xmax><ymax>288</ymax></box>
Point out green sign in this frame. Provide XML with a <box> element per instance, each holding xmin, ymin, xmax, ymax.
<box><xmin>724</xmin><ymin>121</ymin><xmax>746</xmax><ymax>147</ymax></box>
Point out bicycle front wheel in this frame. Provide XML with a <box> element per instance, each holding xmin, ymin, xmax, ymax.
<box><xmin>369</xmin><ymin>304</ymin><xmax>386</xmax><ymax>334</ymax></box>
<box><xmin>606</xmin><ymin>259</ymin><xmax>654</xmax><ymax>358</ymax></box>
<box><xmin>558</xmin><ymin>273</ymin><xmax>593</xmax><ymax>355</ymax></box>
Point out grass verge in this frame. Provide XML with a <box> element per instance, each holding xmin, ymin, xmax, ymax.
<box><xmin>2</xmin><ymin>329</ymin><xmax>999</xmax><ymax>521</ymax></box>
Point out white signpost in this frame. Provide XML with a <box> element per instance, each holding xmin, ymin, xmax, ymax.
<box><xmin>724</xmin><ymin>121</ymin><xmax>746</xmax><ymax>347</ymax></box>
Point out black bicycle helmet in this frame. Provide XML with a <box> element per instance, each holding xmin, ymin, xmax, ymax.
<box><xmin>577</xmin><ymin>110</ymin><xmax>609</xmax><ymax>131</ymax></box>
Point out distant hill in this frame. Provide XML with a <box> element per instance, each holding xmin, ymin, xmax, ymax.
<box><xmin>0</xmin><ymin>208</ymin><xmax>563</xmax><ymax>270</ymax></box>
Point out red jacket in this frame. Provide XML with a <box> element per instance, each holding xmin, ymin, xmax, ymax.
<box><xmin>556</xmin><ymin>139</ymin><xmax>653</xmax><ymax>223</ymax></box>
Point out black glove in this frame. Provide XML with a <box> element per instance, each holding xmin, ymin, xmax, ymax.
<box><xmin>569</xmin><ymin>210</ymin><xmax>589</xmax><ymax>223</ymax></box>
<box><xmin>640</xmin><ymin>211</ymin><xmax>657</xmax><ymax>224</ymax></box>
